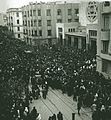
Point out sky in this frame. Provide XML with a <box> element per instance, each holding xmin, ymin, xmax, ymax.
<box><xmin>0</xmin><ymin>0</ymin><xmax>110</xmax><ymax>13</ymax></box>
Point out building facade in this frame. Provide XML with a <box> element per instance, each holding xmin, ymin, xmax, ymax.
<box><xmin>56</xmin><ymin>22</ymin><xmax>80</xmax><ymax>46</ymax></box>
<box><xmin>79</xmin><ymin>1</ymin><xmax>98</xmax><ymax>51</ymax></box>
<box><xmin>65</xmin><ymin>26</ymin><xmax>86</xmax><ymax>49</ymax></box>
<box><xmin>56</xmin><ymin>1</ymin><xmax>98</xmax><ymax>50</ymax></box>
<box><xmin>0</xmin><ymin>13</ymin><xmax>7</xmax><ymax>26</ymax></box>
<box><xmin>22</xmin><ymin>1</ymin><xmax>79</xmax><ymax>46</ymax></box>
<box><xmin>97</xmin><ymin>1</ymin><xmax>111</xmax><ymax>78</ymax></box>
<box><xmin>7</xmin><ymin>8</ymin><xmax>23</xmax><ymax>40</ymax></box>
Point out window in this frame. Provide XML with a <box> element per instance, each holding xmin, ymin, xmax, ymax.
<box><xmin>17</xmin><ymin>20</ymin><xmax>19</xmax><ymax>24</ymax></box>
<box><xmin>68</xmin><ymin>9</ymin><xmax>72</xmax><ymax>15</ymax></box>
<box><xmin>16</xmin><ymin>12</ymin><xmax>19</xmax><ymax>17</ymax></box>
<box><xmin>32</xmin><ymin>30</ymin><xmax>33</xmax><ymax>36</ymax></box>
<box><xmin>89</xmin><ymin>30</ymin><xmax>97</xmax><ymax>36</ymax></box>
<box><xmin>57</xmin><ymin>19</ymin><xmax>62</xmax><ymax>23</ymax></box>
<box><xmin>38</xmin><ymin>20</ymin><xmax>42</xmax><ymax>26</ymax></box>
<box><xmin>23</xmin><ymin>21</ymin><xmax>24</xmax><ymax>26</ymax></box>
<box><xmin>28</xmin><ymin>20</ymin><xmax>30</xmax><ymax>27</ymax></box>
<box><xmin>104</xmin><ymin>15</ymin><xmax>109</xmax><ymax>30</ymax></box>
<box><xmin>68</xmin><ymin>28</ymin><xmax>74</xmax><ymax>32</ymax></box>
<box><xmin>68</xmin><ymin>19</ymin><xmax>72</xmax><ymax>23</ymax></box>
<box><xmin>47</xmin><ymin>20</ymin><xmax>51</xmax><ymax>26</ymax></box>
<box><xmin>57</xmin><ymin>9</ymin><xmax>62</xmax><ymax>15</ymax></box>
<box><xmin>34</xmin><ymin>20</ymin><xmax>37</xmax><ymax>26</ymax></box>
<box><xmin>102</xmin><ymin>41</ymin><xmax>109</xmax><ymax>53</ymax></box>
<box><xmin>75</xmin><ymin>9</ymin><xmax>79</xmax><ymax>14</ymax></box>
<box><xmin>35</xmin><ymin>30</ymin><xmax>37</xmax><ymax>36</ymax></box>
<box><xmin>73</xmin><ymin>28</ymin><xmax>75</xmax><ymax>32</ymax></box>
<box><xmin>104</xmin><ymin>1</ymin><xmax>110</xmax><ymax>7</ymax></box>
<box><xmin>39</xmin><ymin>30</ymin><xmax>42</xmax><ymax>36</ymax></box>
<box><xmin>38</xmin><ymin>9</ymin><xmax>41</xmax><ymax>16</ymax></box>
<box><xmin>58</xmin><ymin>28</ymin><xmax>62</xmax><ymax>32</ymax></box>
<box><xmin>17</xmin><ymin>27</ymin><xmax>20</xmax><ymax>31</ymax></box>
<box><xmin>33</xmin><ymin>10</ymin><xmax>36</xmax><ymax>16</ymax></box>
<box><xmin>28</xmin><ymin>11</ymin><xmax>29</xmax><ymax>17</ymax></box>
<box><xmin>23</xmin><ymin>29</ymin><xmax>25</xmax><ymax>34</ymax></box>
<box><xmin>26</xmin><ymin>29</ymin><xmax>28</xmax><ymax>34</ymax></box>
<box><xmin>18</xmin><ymin>34</ymin><xmax>20</xmax><ymax>38</ymax></box>
<box><xmin>47</xmin><ymin>9</ymin><xmax>51</xmax><ymax>16</ymax></box>
<box><xmin>68</xmin><ymin>29</ymin><xmax>70</xmax><ymax>32</ymax></box>
<box><xmin>30</xmin><ymin>10</ymin><xmax>32</xmax><ymax>16</ymax></box>
<box><xmin>75</xmin><ymin>18</ymin><xmax>79</xmax><ymax>22</ymax></box>
<box><xmin>11</xmin><ymin>16</ymin><xmax>13</xmax><ymax>20</ymax></box>
<box><xmin>25</xmin><ymin>11</ymin><xmax>27</xmax><ymax>16</ymax></box>
<box><xmin>25</xmin><ymin>20</ymin><xmax>27</xmax><ymax>26</ymax></box>
<box><xmin>71</xmin><ymin>29</ymin><xmax>73</xmax><ymax>32</ymax></box>
<box><xmin>47</xmin><ymin>30</ymin><xmax>52</xmax><ymax>36</ymax></box>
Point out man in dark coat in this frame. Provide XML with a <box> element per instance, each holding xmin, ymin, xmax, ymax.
<box><xmin>57</xmin><ymin>112</ymin><xmax>63</xmax><ymax>120</ymax></box>
<box><xmin>77</xmin><ymin>96</ymin><xmax>82</xmax><ymax>115</ymax></box>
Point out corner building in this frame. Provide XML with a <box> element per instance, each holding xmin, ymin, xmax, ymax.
<box><xmin>7</xmin><ymin>8</ymin><xmax>23</xmax><ymax>40</ymax></box>
<box><xmin>22</xmin><ymin>1</ymin><xmax>79</xmax><ymax>46</ymax></box>
<box><xmin>97</xmin><ymin>1</ymin><xmax>111</xmax><ymax>78</ymax></box>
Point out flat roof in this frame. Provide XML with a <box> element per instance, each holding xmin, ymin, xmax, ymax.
<box><xmin>65</xmin><ymin>32</ymin><xmax>86</xmax><ymax>37</ymax></box>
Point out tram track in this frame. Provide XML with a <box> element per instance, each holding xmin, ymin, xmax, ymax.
<box><xmin>46</xmin><ymin>89</ymin><xmax>84</xmax><ymax>120</ymax></box>
<box><xmin>49</xmin><ymin>88</ymin><xmax>92</xmax><ymax>119</ymax></box>
<box><xmin>30</xmin><ymin>87</ymin><xmax>92</xmax><ymax>120</ymax></box>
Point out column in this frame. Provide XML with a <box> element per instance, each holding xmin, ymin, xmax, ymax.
<box><xmin>78</xmin><ymin>37</ymin><xmax>82</xmax><ymax>49</ymax></box>
<box><xmin>71</xmin><ymin>36</ymin><xmax>74</xmax><ymax>47</ymax></box>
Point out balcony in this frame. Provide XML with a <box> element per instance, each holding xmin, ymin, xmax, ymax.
<box><xmin>100</xmin><ymin>52</ymin><xmax>111</xmax><ymax>61</ymax></box>
<box><xmin>101</xmin><ymin>29</ymin><xmax>110</xmax><ymax>41</ymax></box>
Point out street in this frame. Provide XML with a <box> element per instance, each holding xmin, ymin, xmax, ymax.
<box><xmin>30</xmin><ymin>88</ymin><xmax>92</xmax><ymax>120</ymax></box>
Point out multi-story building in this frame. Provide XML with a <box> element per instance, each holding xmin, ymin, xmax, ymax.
<box><xmin>97</xmin><ymin>1</ymin><xmax>111</xmax><ymax>78</ymax></box>
<box><xmin>7</xmin><ymin>8</ymin><xmax>23</xmax><ymax>40</ymax></box>
<box><xmin>56</xmin><ymin>1</ymin><xmax>98</xmax><ymax>51</ymax></box>
<box><xmin>0</xmin><ymin>13</ymin><xmax>7</xmax><ymax>26</ymax></box>
<box><xmin>56</xmin><ymin>22</ymin><xmax>80</xmax><ymax>46</ymax></box>
<box><xmin>22</xmin><ymin>1</ymin><xmax>79</xmax><ymax>46</ymax></box>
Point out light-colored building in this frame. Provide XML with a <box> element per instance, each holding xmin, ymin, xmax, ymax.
<box><xmin>56</xmin><ymin>22</ymin><xmax>80</xmax><ymax>46</ymax></box>
<box><xmin>22</xmin><ymin>1</ymin><xmax>79</xmax><ymax>46</ymax></box>
<box><xmin>56</xmin><ymin>1</ymin><xmax>98</xmax><ymax>50</ymax></box>
<box><xmin>78</xmin><ymin>1</ymin><xmax>98</xmax><ymax>51</ymax></box>
<box><xmin>0</xmin><ymin>13</ymin><xmax>7</xmax><ymax>26</ymax></box>
<box><xmin>65</xmin><ymin>26</ymin><xmax>86</xmax><ymax>49</ymax></box>
<box><xmin>97</xmin><ymin>1</ymin><xmax>111</xmax><ymax>78</ymax></box>
<box><xmin>7</xmin><ymin>8</ymin><xmax>23</xmax><ymax>40</ymax></box>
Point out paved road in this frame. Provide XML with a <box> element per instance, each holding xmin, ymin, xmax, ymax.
<box><xmin>29</xmin><ymin>88</ymin><xmax>92</xmax><ymax>120</ymax></box>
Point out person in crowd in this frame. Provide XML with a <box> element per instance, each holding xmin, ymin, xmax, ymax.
<box><xmin>57</xmin><ymin>112</ymin><xmax>63</xmax><ymax>120</ymax></box>
<box><xmin>1</xmin><ymin>26</ymin><xmax>111</xmax><ymax>120</ymax></box>
<box><xmin>52</xmin><ymin>114</ymin><xmax>56</xmax><ymax>120</ymax></box>
<box><xmin>77</xmin><ymin>96</ymin><xmax>82</xmax><ymax>115</ymax></box>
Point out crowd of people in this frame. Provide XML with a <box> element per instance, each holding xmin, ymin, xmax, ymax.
<box><xmin>0</xmin><ymin>26</ymin><xmax>111</xmax><ymax>120</ymax></box>
<box><xmin>48</xmin><ymin>111</ymin><xmax>63</xmax><ymax>120</ymax></box>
